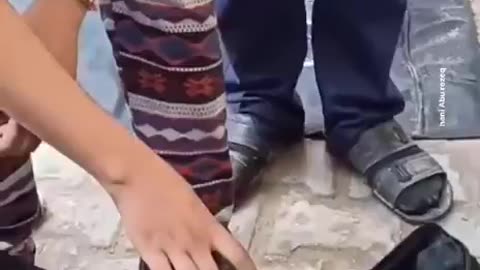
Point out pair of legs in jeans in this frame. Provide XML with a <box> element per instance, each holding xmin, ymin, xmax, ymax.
<box><xmin>0</xmin><ymin>0</ymin><xmax>233</xmax><ymax>269</ymax></box>
<box><xmin>217</xmin><ymin>0</ymin><xmax>453</xmax><ymax>223</ymax></box>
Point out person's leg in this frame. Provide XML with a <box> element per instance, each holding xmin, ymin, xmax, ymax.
<box><xmin>98</xmin><ymin>0</ymin><xmax>234</xmax><ymax>268</ymax></box>
<box><xmin>0</xmin><ymin>153</ymin><xmax>40</xmax><ymax>267</ymax></box>
<box><xmin>217</xmin><ymin>0</ymin><xmax>306</xmax><ymax>145</ymax></box>
<box><xmin>311</xmin><ymin>0</ymin><xmax>406</xmax><ymax>155</ymax></box>
<box><xmin>216</xmin><ymin>0</ymin><xmax>307</xmax><ymax>205</ymax></box>
<box><xmin>312</xmin><ymin>0</ymin><xmax>452</xmax><ymax>222</ymax></box>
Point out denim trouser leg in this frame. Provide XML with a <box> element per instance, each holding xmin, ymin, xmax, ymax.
<box><xmin>217</xmin><ymin>0</ymin><xmax>307</xmax><ymax>150</ymax></box>
<box><xmin>312</xmin><ymin>0</ymin><xmax>407</xmax><ymax>156</ymax></box>
<box><xmin>218</xmin><ymin>0</ymin><xmax>407</xmax><ymax>156</ymax></box>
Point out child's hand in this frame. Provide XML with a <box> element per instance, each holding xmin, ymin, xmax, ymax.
<box><xmin>113</xmin><ymin>164</ymin><xmax>256</xmax><ymax>270</ymax></box>
<box><xmin>0</xmin><ymin>116</ymin><xmax>40</xmax><ymax>157</ymax></box>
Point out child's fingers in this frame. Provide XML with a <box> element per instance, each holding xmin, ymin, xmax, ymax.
<box><xmin>0</xmin><ymin>123</ymin><xmax>15</xmax><ymax>156</ymax></box>
<box><xmin>210</xmin><ymin>224</ymin><xmax>256</xmax><ymax>270</ymax></box>
<box><xmin>167</xmin><ymin>250</ymin><xmax>198</xmax><ymax>270</ymax></box>
<box><xmin>190</xmin><ymin>248</ymin><xmax>219</xmax><ymax>270</ymax></box>
<box><xmin>142</xmin><ymin>251</ymin><xmax>173</xmax><ymax>270</ymax></box>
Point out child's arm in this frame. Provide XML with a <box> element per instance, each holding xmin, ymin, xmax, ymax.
<box><xmin>0</xmin><ymin>2</ymin><xmax>255</xmax><ymax>270</ymax></box>
<box><xmin>1</xmin><ymin>0</ymin><xmax>91</xmax><ymax>157</ymax></box>
<box><xmin>0</xmin><ymin>0</ymin><xmax>86</xmax><ymax>157</ymax></box>
<box><xmin>0</xmin><ymin>1</ymin><xmax>113</xmax><ymax>174</ymax></box>
<box><xmin>22</xmin><ymin>0</ymin><xmax>87</xmax><ymax>77</ymax></box>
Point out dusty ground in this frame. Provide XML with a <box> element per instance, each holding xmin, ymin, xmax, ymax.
<box><xmin>28</xmin><ymin>0</ymin><xmax>480</xmax><ymax>269</ymax></box>
<box><xmin>32</xmin><ymin>139</ymin><xmax>480</xmax><ymax>270</ymax></box>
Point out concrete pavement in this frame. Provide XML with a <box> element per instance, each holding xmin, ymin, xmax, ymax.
<box><xmin>31</xmin><ymin>139</ymin><xmax>480</xmax><ymax>270</ymax></box>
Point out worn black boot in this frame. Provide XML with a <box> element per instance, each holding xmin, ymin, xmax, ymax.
<box><xmin>371</xmin><ymin>223</ymin><xmax>479</xmax><ymax>270</ymax></box>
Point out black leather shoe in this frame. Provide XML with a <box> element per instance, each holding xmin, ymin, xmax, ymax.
<box><xmin>230</xmin><ymin>143</ymin><xmax>270</xmax><ymax>209</ymax></box>
<box><xmin>227</xmin><ymin>114</ymin><xmax>303</xmax><ymax>209</ymax></box>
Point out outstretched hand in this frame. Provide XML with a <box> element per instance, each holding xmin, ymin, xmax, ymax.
<box><xmin>114</xmin><ymin>161</ymin><xmax>256</xmax><ymax>270</ymax></box>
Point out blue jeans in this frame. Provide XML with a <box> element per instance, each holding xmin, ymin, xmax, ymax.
<box><xmin>217</xmin><ymin>0</ymin><xmax>407</xmax><ymax>156</ymax></box>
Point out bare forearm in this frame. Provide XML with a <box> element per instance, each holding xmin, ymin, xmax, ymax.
<box><xmin>0</xmin><ymin>2</ymin><xmax>170</xmax><ymax>195</ymax></box>
<box><xmin>23</xmin><ymin>0</ymin><xmax>87</xmax><ymax>77</ymax></box>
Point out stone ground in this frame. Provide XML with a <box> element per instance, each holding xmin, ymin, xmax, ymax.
<box><xmin>28</xmin><ymin>0</ymin><xmax>480</xmax><ymax>269</ymax></box>
<box><xmin>31</xmin><ymin>139</ymin><xmax>480</xmax><ymax>270</ymax></box>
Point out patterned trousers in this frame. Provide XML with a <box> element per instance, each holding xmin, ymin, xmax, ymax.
<box><xmin>0</xmin><ymin>0</ymin><xmax>233</xmax><ymax>268</ymax></box>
